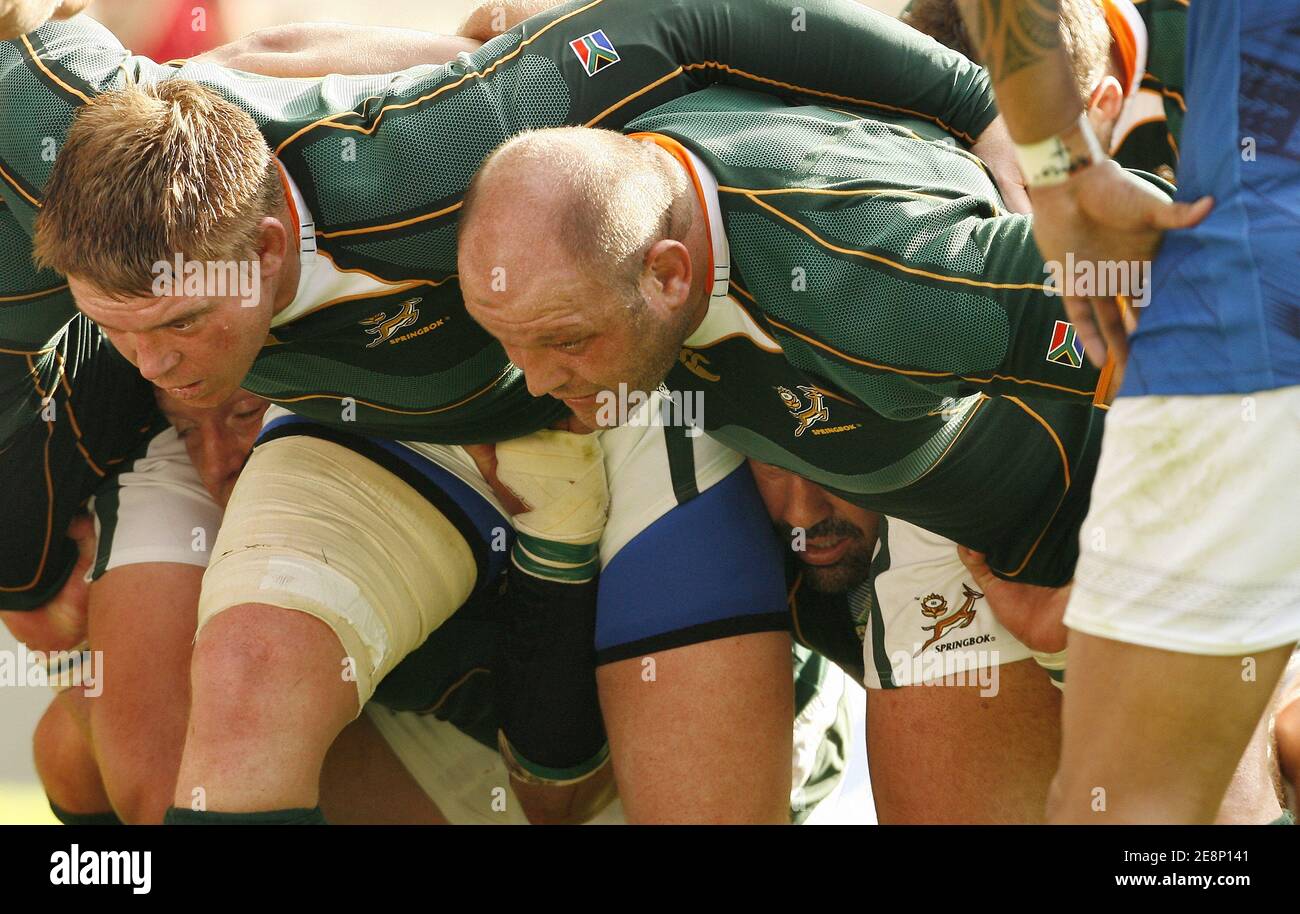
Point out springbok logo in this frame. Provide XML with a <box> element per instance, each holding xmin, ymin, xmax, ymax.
<box><xmin>678</xmin><ymin>349</ymin><xmax>720</xmax><ymax>382</ymax></box>
<box><xmin>776</xmin><ymin>385</ymin><xmax>829</xmax><ymax>437</ymax></box>
<box><xmin>916</xmin><ymin>584</ymin><xmax>984</xmax><ymax>652</ymax></box>
<box><xmin>361</xmin><ymin>297</ymin><xmax>422</xmax><ymax>348</ymax></box>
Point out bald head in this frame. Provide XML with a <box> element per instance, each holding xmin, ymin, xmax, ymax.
<box><xmin>457</xmin><ymin>127</ymin><xmax>709</xmax><ymax>429</ymax></box>
<box><xmin>460</xmin><ymin>127</ymin><xmax>691</xmax><ymax>293</ymax></box>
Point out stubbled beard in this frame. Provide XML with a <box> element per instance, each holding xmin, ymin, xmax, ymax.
<box><xmin>779</xmin><ymin>516</ymin><xmax>873</xmax><ymax>595</ymax></box>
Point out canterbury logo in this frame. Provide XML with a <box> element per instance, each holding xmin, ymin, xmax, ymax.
<box><xmin>916</xmin><ymin>584</ymin><xmax>984</xmax><ymax>653</ymax></box>
<box><xmin>777</xmin><ymin>385</ymin><xmax>828</xmax><ymax>437</ymax></box>
<box><xmin>678</xmin><ymin>349</ymin><xmax>720</xmax><ymax>382</ymax></box>
<box><xmin>361</xmin><ymin>297</ymin><xmax>422</xmax><ymax>348</ymax></box>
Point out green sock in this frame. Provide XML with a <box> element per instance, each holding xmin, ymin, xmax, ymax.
<box><xmin>49</xmin><ymin>802</ymin><xmax>123</xmax><ymax>826</ymax></box>
<box><xmin>163</xmin><ymin>805</ymin><xmax>327</xmax><ymax>825</ymax></box>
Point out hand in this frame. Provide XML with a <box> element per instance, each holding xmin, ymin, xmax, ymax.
<box><xmin>971</xmin><ymin>116</ymin><xmax>1032</xmax><ymax>215</ymax></box>
<box><xmin>1029</xmin><ymin>159</ymin><xmax>1213</xmax><ymax>367</ymax></box>
<box><xmin>957</xmin><ymin>546</ymin><xmax>1068</xmax><ymax>653</ymax></box>
<box><xmin>0</xmin><ymin>0</ymin><xmax>89</xmax><ymax>41</ymax></box>
<box><xmin>494</xmin><ymin>429</ymin><xmax>609</xmax><ymax>547</ymax></box>
<box><xmin>0</xmin><ymin>513</ymin><xmax>95</xmax><ymax>652</ymax></box>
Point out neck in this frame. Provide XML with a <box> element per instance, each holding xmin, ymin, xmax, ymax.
<box><xmin>270</xmin><ymin>196</ymin><xmax>301</xmax><ymax>318</ymax></box>
<box><xmin>680</xmin><ymin>185</ymin><xmax>713</xmax><ymax>339</ymax></box>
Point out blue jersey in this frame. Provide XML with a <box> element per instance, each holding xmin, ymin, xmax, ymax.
<box><xmin>1121</xmin><ymin>0</ymin><xmax>1300</xmax><ymax>397</ymax></box>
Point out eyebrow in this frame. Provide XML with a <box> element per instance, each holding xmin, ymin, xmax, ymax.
<box><xmin>92</xmin><ymin>302</ymin><xmax>213</xmax><ymax>335</ymax></box>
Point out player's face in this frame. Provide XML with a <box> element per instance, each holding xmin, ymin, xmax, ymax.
<box><xmin>69</xmin><ymin>277</ymin><xmax>274</xmax><ymax>410</ymax></box>
<box><xmin>749</xmin><ymin>459</ymin><xmax>880</xmax><ymax>594</ymax></box>
<box><xmin>156</xmin><ymin>388</ymin><xmax>268</xmax><ymax>508</ymax></box>
<box><xmin>463</xmin><ymin>260</ymin><xmax>682</xmax><ymax>430</ymax></box>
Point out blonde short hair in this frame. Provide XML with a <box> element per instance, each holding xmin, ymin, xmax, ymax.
<box><xmin>33</xmin><ymin>80</ymin><xmax>282</xmax><ymax>297</ymax></box>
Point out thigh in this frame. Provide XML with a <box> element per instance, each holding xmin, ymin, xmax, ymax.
<box><xmin>86</xmin><ymin>562</ymin><xmax>204</xmax><ymax>822</ymax></box>
<box><xmin>597</xmin><ymin>630</ymin><xmax>794</xmax><ymax>824</ymax></box>
<box><xmin>1053</xmin><ymin>632</ymin><xmax>1292</xmax><ymax>823</ymax></box>
<box><xmin>318</xmin><ymin>713</ymin><xmax>448</xmax><ymax>825</ymax></box>
<box><xmin>866</xmin><ymin>658</ymin><xmax>1061</xmax><ymax>823</ymax></box>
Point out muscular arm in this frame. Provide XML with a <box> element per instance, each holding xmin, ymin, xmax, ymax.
<box><xmin>458</xmin><ymin>0</ymin><xmax>562</xmax><ymax>42</ymax></box>
<box><xmin>956</xmin><ymin>0</ymin><xmax>1079</xmax><ymax>143</ymax></box>
<box><xmin>195</xmin><ymin>23</ymin><xmax>481</xmax><ymax>78</ymax></box>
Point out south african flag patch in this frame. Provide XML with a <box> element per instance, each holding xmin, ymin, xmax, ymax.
<box><xmin>1046</xmin><ymin>320</ymin><xmax>1085</xmax><ymax>368</ymax></box>
<box><xmin>569</xmin><ymin>30</ymin><xmax>620</xmax><ymax>76</ymax></box>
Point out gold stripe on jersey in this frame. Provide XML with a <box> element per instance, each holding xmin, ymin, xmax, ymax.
<box><xmin>20</xmin><ymin>34</ymin><xmax>93</xmax><ymax>104</ymax></box>
<box><xmin>0</xmin><ymin>284</ymin><xmax>67</xmax><ymax>304</ymax></box>
<box><xmin>267</xmin><ymin>363</ymin><xmax>514</xmax><ymax>417</ymax></box>
<box><xmin>998</xmin><ymin>397</ymin><xmax>1073</xmax><ymax>578</ymax></box>
<box><xmin>275</xmin><ymin>0</ymin><xmax>608</xmax><ymax>156</ymax></box>
<box><xmin>317</xmin><ymin>202</ymin><xmax>464</xmax><ymax>241</ymax></box>
<box><xmin>681</xmin><ymin>62</ymin><xmax>979</xmax><ymax>144</ymax></box>
<box><xmin>1004</xmin><ymin>396</ymin><xmax>1071</xmax><ymax>488</ymax></box>
<box><xmin>0</xmin><ymin>160</ymin><xmax>41</xmax><ymax>209</ymax></box>
<box><xmin>0</xmin><ymin>419</ymin><xmax>55</xmax><ymax>593</ymax></box>
<box><xmin>738</xmin><ymin>192</ymin><xmax>1049</xmax><ymax>293</ymax></box>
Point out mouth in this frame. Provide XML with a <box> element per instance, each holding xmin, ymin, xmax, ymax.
<box><xmin>559</xmin><ymin>392</ymin><xmax>600</xmax><ymax>410</ymax></box>
<box><xmin>799</xmin><ymin>535</ymin><xmax>852</xmax><ymax>566</ymax></box>
<box><xmin>159</xmin><ymin>380</ymin><xmax>204</xmax><ymax>400</ymax></box>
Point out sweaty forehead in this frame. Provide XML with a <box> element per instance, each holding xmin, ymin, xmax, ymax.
<box><xmin>70</xmin><ymin>277</ymin><xmax>198</xmax><ymax>321</ymax></box>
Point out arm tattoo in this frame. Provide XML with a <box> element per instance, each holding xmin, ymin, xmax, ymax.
<box><xmin>959</xmin><ymin>0</ymin><xmax>1062</xmax><ymax>84</ymax></box>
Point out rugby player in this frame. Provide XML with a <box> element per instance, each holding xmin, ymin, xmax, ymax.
<box><xmin>956</xmin><ymin>0</ymin><xmax>1300</xmax><ymax>823</ymax></box>
<box><xmin>33</xmin><ymin>387</ymin><xmax>852</xmax><ymax>825</ymax></box>
<box><xmin>0</xmin><ymin>10</ymin><xmax>524</xmax><ymax>823</ymax></box>
<box><xmin>750</xmin><ymin>460</ymin><xmax>1064</xmax><ymax>823</ymax></box>
<box><xmin>448</xmin><ymin>82</ymin><xmax>1285</xmax><ymax>827</ymax></box>
<box><xmin>11</xmin><ymin>0</ymin><xmax>1006</xmax><ymax>823</ymax></box>
<box><xmin>752</xmin><ymin>459</ymin><xmax>1288</xmax><ymax>824</ymax></box>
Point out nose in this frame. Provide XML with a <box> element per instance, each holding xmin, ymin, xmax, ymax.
<box><xmin>781</xmin><ymin>474</ymin><xmax>831</xmax><ymax>534</ymax></box>
<box><xmin>131</xmin><ymin>334</ymin><xmax>180</xmax><ymax>383</ymax></box>
<box><xmin>510</xmin><ymin>346</ymin><xmax>570</xmax><ymax>399</ymax></box>
<box><xmin>196</xmin><ymin>432</ymin><xmax>245</xmax><ymax>504</ymax></box>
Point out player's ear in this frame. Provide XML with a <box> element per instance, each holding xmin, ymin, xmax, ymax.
<box><xmin>253</xmin><ymin>215</ymin><xmax>291</xmax><ymax>286</ymax></box>
<box><xmin>1088</xmin><ymin>74</ymin><xmax>1125</xmax><ymax>127</ymax></box>
<box><xmin>641</xmin><ymin>239</ymin><xmax>693</xmax><ymax>312</ymax></box>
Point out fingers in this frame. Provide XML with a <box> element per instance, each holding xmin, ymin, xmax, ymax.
<box><xmin>1090</xmin><ymin>295</ymin><xmax>1130</xmax><ymax>368</ymax></box>
<box><xmin>956</xmin><ymin>545</ymin><xmax>992</xmax><ymax>583</ymax></box>
<box><xmin>1063</xmin><ymin>296</ymin><xmax>1107</xmax><ymax>367</ymax></box>
<box><xmin>1153</xmin><ymin>194</ymin><xmax>1214</xmax><ymax>231</ymax></box>
<box><xmin>998</xmin><ymin>174</ymin><xmax>1033</xmax><ymax>215</ymax></box>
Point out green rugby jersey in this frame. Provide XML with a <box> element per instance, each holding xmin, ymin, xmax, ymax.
<box><xmin>630</xmin><ymin>86</ymin><xmax>1132</xmax><ymax>586</ymax></box>
<box><xmin>1</xmin><ymin>198</ymin><xmax>163</xmax><ymax>608</ymax></box>
<box><xmin>1110</xmin><ymin>0</ymin><xmax>1185</xmax><ymax>182</ymax></box>
<box><xmin>0</xmin><ymin>0</ymin><xmax>999</xmax><ymax>443</ymax></box>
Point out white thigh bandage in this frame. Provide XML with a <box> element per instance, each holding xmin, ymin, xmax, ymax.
<box><xmin>197</xmin><ymin>433</ymin><xmax>479</xmax><ymax>707</ymax></box>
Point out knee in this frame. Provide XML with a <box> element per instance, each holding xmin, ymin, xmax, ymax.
<box><xmin>33</xmin><ymin>692</ymin><xmax>104</xmax><ymax>812</ymax></box>
<box><xmin>189</xmin><ymin>603</ymin><xmax>356</xmax><ymax>735</ymax></box>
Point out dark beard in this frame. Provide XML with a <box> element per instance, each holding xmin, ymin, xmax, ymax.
<box><xmin>779</xmin><ymin>516</ymin><xmax>873</xmax><ymax>595</ymax></box>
